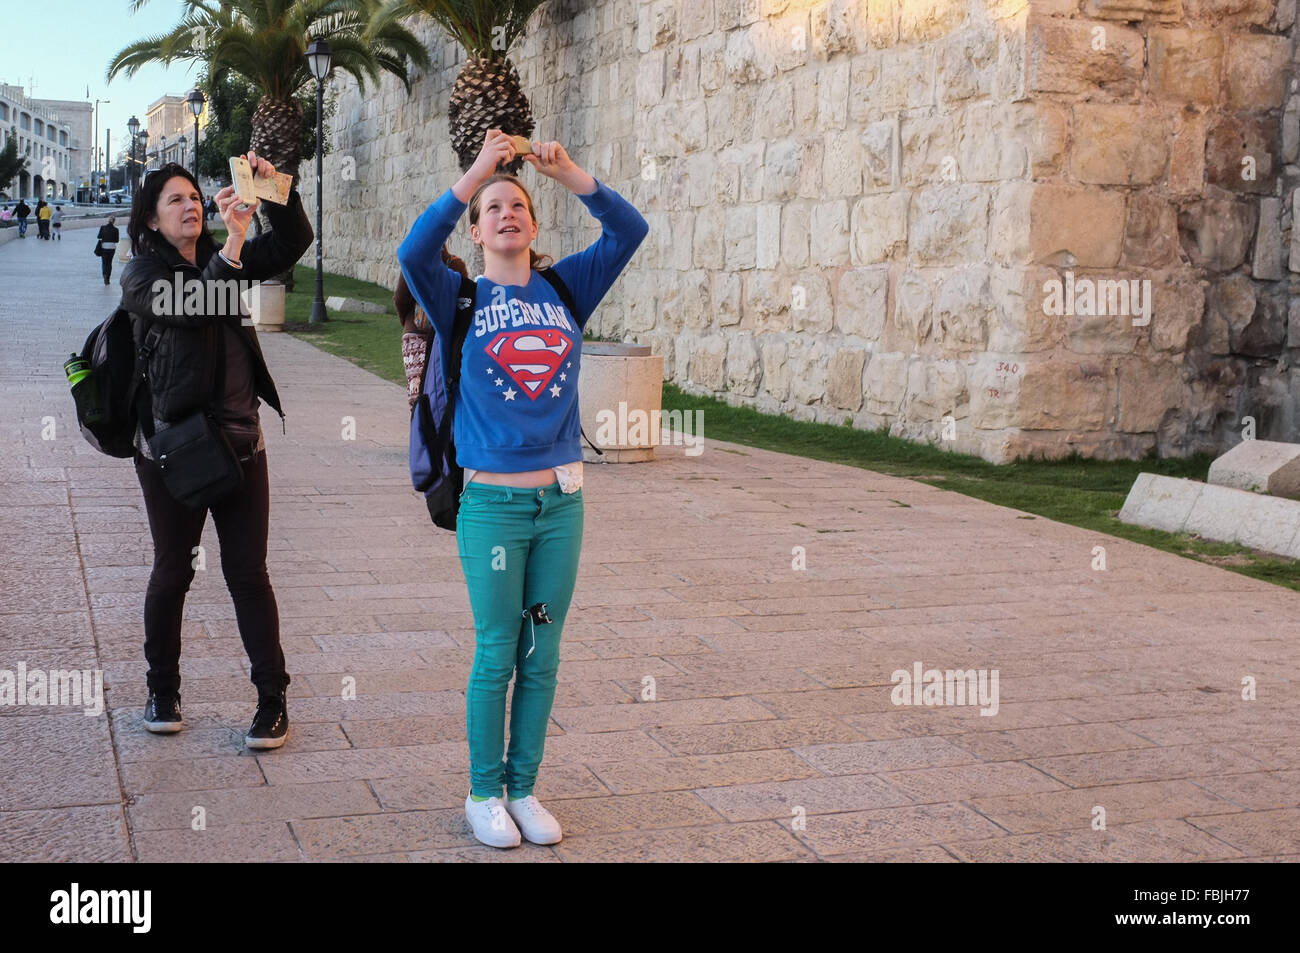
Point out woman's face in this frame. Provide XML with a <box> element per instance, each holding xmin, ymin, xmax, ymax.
<box><xmin>148</xmin><ymin>176</ymin><xmax>204</xmax><ymax>248</ymax></box>
<box><xmin>472</xmin><ymin>182</ymin><xmax>537</xmax><ymax>257</ymax></box>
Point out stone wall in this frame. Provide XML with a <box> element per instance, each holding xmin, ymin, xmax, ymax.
<box><xmin>300</xmin><ymin>0</ymin><xmax>1300</xmax><ymax>462</ymax></box>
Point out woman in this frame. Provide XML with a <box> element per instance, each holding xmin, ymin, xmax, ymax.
<box><xmin>398</xmin><ymin>131</ymin><xmax>648</xmax><ymax>848</ymax></box>
<box><xmin>119</xmin><ymin>156</ymin><xmax>313</xmax><ymax>750</ymax></box>
<box><xmin>95</xmin><ymin>216</ymin><xmax>120</xmax><ymax>285</ymax></box>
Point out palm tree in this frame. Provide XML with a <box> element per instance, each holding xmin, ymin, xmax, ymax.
<box><xmin>108</xmin><ymin>0</ymin><xmax>430</xmax><ymax>287</ymax></box>
<box><xmin>370</xmin><ymin>0</ymin><xmax>549</xmax><ymax>175</ymax></box>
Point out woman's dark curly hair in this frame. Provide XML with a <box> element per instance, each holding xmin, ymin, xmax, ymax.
<box><xmin>395</xmin><ymin>245</ymin><xmax>470</xmax><ymax>333</ymax></box>
<box><xmin>127</xmin><ymin>163</ymin><xmax>218</xmax><ymax>258</ymax></box>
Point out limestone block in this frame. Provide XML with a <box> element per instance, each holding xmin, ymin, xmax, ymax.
<box><xmin>1118</xmin><ymin>472</ymin><xmax>1204</xmax><ymax>533</ymax></box>
<box><xmin>1168</xmin><ymin>109</ymin><xmax>1208</xmax><ymax>197</ymax></box>
<box><xmin>1120</xmin><ymin>194</ymin><xmax>1181</xmax><ymax>270</ymax></box>
<box><xmin>1117</xmin><ymin>359</ymin><xmax>1183</xmax><ymax>433</ymax></box>
<box><xmin>850</xmin><ymin>192</ymin><xmax>909</xmax><ymax>264</ymax></box>
<box><xmin>900</xmin><ymin>113</ymin><xmax>960</xmax><ymax>187</ymax></box>
<box><xmin>827</xmin><ymin>347</ymin><xmax>868</xmax><ymax>410</ymax></box>
<box><xmin>325</xmin><ymin>295</ymin><xmax>385</xmax><ymax>314</ymax></box>
<box><xmin>1177</xmin><ymin>197</ymin><xmax>1256</xmax><ymax>272</ymax></box>
<box><xmin>809</xmin><ymin>200</ymin><xmax>850</xmax><ymax>265</ymax></box>
<box><xmin>864</xmin><ymin>352</ymin><xmax>908</xmax><ymax>416</ymax></box>
<box><xmin>755</xmin><ymin>81</ymin><xmax>796</xmax><ymax>140</ymax></box>
<box><xmin>1083</xmin><ymin>0</ymin><xmax>1183</xmax><ymax>17</ymax></box>
<box><xmin>899</xmin><ymin>0</ymin><xmax>967</xmax><ymax>43</ymax></box>
<box><xmin>817</xmin><ymin>61</ymin><xmax>851</xmax><ymax>131</ymax></box>
<box><xmin>814</xmin><ymin>0</ymin><xmax>868</xmax><ymax>58</ymax></box>
<box><xmin>726</xmin><ymin>333</ymin><xmax>762</xmax><ymax>397</ymax></box>
<box><xmin>893</xmin><ymin>270</ymin><xmax>934</xmax><ymax>348</ymax></box>
<box><xmin>1182</xmin><ymin>482</ymin><xmax>1300</xmax><ymax>557</ymax></box>
<box><xmin>1148</xmin><ymin>273</ymin><xmax>1206</xmax><ymax>353</ymax></box>
<box><xmin>937</xmin><ymin>26</ymin><xmax>996</xmax><ymax>103</ymax></box>
<box><xmin>726</xmin><ymin>25</ymin><xmax>778</xmax><ymax>85</ymax></box>
<box><xmin>835</xmin><ymin>266</ymin><xmax>890</xmax><ymax>341</ymax></box>
<box><xmin>787</xmin><ymin>338</ymin><xmax>829</xmax><ymax>405</ymax></box>
<box><xmin>866</xmin><ymin>0</ymin><xmax>899</xmax><ymax>48</ymax></box>
<box><xmin>968</xmin><ymin>355</ymin><xmax>1024</xmax><ymax>429</ymax></box>
<box><xmin>1206</xmin><ymin>116</ymin><xmax>1277</xmax><ymax>196</ymax></box>
<box><xmin>687</xmin><ymin>335</ymin><xmax>728</xmax><ymax>391</ymax></box>
<box><xmin>959</xmin><ymin>103</ymin><xmax>1028</xmax><ymax>182</ymax></box>
<box><xmin>861</xmin><ymin>119</ymin><xmax>897</xmax><ymax>190</ymax></box>
<box><xmin>693</xmin><ymin>207</ymin><xmax>725</xmax><ymax>271</ymax></box>
<box><xmin>909</xmin><ymin>185</ymin><xmax>988</xmax><ymax>265</ymax></box>
<box><xmin>781</xmin><ymin>202</ymin><xmax>811</xmax><ymax>268</ymax></box>
<box><xmin>990</xmin><ymin>183</ymin><xmax>1033</xmax><ymax>264</ymax></box>
<box><xmin>1226</xmin><ymin>34</ymin><xmax>1290</xmax><ymax>111</ymax></box>
<box><xmin>580</xmin><ymin>345</ymin><xmax>664</xmax><ymax>462</ymax></box>
<box><xmin>791</xmin><ymin>272</ymin><xmax>833</xmax><ymax>334</ymax></box>
<box><xmin>933</xmin><ymin>267</ymin><xmax>993</xmax><ymax>350</ymax></box>
<box><xmin>1019</xmin><ymin>360</ymin><xmax>1111</xmax><ymax>431</ymax></box>
<box><xmin>1182</xmin><ymin>0</ymin><xmax>1273</xmax><ymax>23</ymax></box>
<box><xmin>763</xmin><ymin>138</ymin><xmax>802</xmax><ymax>202</ymax></box>
<box><xmin>717</xmin><ymin>0</ymin><xmax>762</xmax><ymax>32</ymax></box>
<box><xmin>756</xmin><ymin>204</ymin><xmax>781</xmax><ymax>270</ymax></box>
<box><xmin>1070</xmin><ymin>105</ymin><xmax>1170</xmax><ymax>186</ymax></box>
<box><xmin>823</xmin><ymin>129</ymin><xmax>864</xmax><ymax>196</ymax></box>
<box><xmin>1208</xmin><ymin>439</ymin><xmax>1300</xmax><ymax>499</ymax></box>
<box><xmin>713</xmin><ymin>271</ymin><xmax>742</xmax><ymax>328</ymax></box>
<box><xmin>875</xmin><ymin>46</ymin><xmax>934</xmax><ymax>110</ymax></box>
<box><xmin>1253</xmin><ymin>197</ymin><xmax>1284</xmax><ymax>281</ymax></box>
<box><xmin>761</xmin><ymin>336</ymin><xmax>791</xmax><ymax>401</ymax></box>
<box><xmin>904</xmin><ymin>359</ymin><xmax>967</xmax><ymax>421</ymax></box>
<box><xmin>1148</xmin><ymin>28</ymin><xmax>1221</xmax><ymax>105</ymax></box>
<box><xmin>1026</xmin><ymin>19</ymin><xmax>1143</xmax><ymax>98</ymax></box>
<box><xmin>724</xmin><ymin>205</ymin><xmax>758</xmax><ymax>271</ymax></box>
<box><xmin>1029</xmin><ymin>184</ymin><xmax>1126</xmax><ymax>268</ymax></box>
<box><xmin>850</xmin><ymin>55</ymin><xmax>882</xmax><ymax>124</ymax></box>
<box><xmin>743</xmin><ymin>270</ymin><xmax>791</xmax><ymax>332</ymax></box>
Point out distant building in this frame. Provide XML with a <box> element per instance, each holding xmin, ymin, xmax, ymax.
<box><xmin>0</xmin><ymin>83</ymin><xmax>89</xmax><ymax>200</ymax></box>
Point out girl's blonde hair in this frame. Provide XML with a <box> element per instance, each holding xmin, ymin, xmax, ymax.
<box><xmin>468</xmin><ymin>173</ymin><xmax>554</xmax><ymax>271</ymax></box>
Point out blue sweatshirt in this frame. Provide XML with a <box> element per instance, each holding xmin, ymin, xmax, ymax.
<box><xmin>397</xmin><ymin>178</ymin><xmax>649</xmax><ymax>472</ymax></box>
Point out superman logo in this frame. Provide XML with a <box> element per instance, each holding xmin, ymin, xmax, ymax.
<box><xmin>485</xmin><ymin>330</ymin><xmax>572</xmax><ymax>399</ymax></box>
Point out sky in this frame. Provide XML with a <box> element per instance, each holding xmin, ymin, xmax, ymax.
<box><xmin>3</xmin><ymin>1</ymin><xmax>207</xmax><ymax>163</ymax></box>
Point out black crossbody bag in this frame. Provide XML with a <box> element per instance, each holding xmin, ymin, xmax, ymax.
<box><xmin>142</xmin><ymin>322</ymin><xmax>244</xmax><ymax>509</ymax></box>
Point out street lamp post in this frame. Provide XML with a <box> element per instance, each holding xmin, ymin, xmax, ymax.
<box><xmin>306</xmin><ymin>38</ymin><xmax>333</xmax><ymax>325</ymax></box>
<box><xmin>161</xmin><ymin>134</ymin><xmax>167</xmax><ymax>166</ymax></box>
<box><xmin>178</xmin><ymin>135</ymin><xmax>186</xmax><ymax>172</ymax></box>
<box><xmin>186</xmin><ymin>89</ymin><xmax>205</xmax><ymax>181</ymax></box>
<box><xmin>93</xmin><ymin>99</ymin><xmax>109</xmax><ymax>204</ymax></box>
<box><xmin>127</xmin><ymin>115</ymin><xmax>139</xmax><ymax>195</ymax></box>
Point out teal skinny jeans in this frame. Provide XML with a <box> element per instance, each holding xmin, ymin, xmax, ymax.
<box><xmin>456</xmin><ymin>481</ymin><xmax>583</xmax><ymax>799</ymax></box>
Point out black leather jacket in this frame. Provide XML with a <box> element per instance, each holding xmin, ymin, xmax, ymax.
<box><xmin>121</xmin><ymin>190</ymin><xmax>313</xmax><ymax>426</ymax></box>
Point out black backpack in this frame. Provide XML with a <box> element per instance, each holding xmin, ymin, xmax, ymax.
<box><xmin>69</xmin><ymin>307</ymin><xmax>161</xmax><ymax>458</ymax></box>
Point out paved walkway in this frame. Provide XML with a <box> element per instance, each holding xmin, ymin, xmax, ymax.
<box><xmin>3</xmin><ymin>232</ymin><xmax>1299</xmax><ymax>862</ymax></box>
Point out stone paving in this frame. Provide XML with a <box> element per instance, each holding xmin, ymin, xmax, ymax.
<box><xmin>3</xmin><ymin>232</ymin><xmax>1300</xmax><ymax>863</ymax></box>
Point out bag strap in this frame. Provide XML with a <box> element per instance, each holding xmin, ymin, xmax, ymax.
<box><xmin>132</xmin><ymin>321</ymin><xmax>164</xmax><ymax>439</ymax></box>
<box><xmin>536</xmin><ymin>268</ymin><xmax>603</xmax><ymax>457</ymax></box>
<box><xmin>422</xmin><ymin>275</ymin><xmax>478</xmax><ymax>472</ymax></box>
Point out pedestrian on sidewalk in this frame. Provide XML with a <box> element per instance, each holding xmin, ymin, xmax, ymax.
<box><xmin>120</xmin><ymin>157</ymin><xmax>313</xmax><ymax>751</ymax></box>
<box><xmin>95</xmin><ymin>216</ymin><xmax>119</xmax><ymax>285</ymax></box>
<box><xmin>36</xmin><ymin>199</ymin><xmax>51</xmax><ymax>239</ymax></box>
<box><xmin>15</xmin><ymin>199</ymin><xmax>30</xmax><ymax>237</ymax></box>
<box><xmin>398</xmin><ymin>130</ymin><xmax>648</xmax><ymax>849</ymax></box>
<box><xmin>51</xmin><ymin>205</ymin><xmax>62</xmax><ymax>239</ymax></box>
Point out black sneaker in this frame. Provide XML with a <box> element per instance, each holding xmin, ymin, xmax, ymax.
<box><xmin>245</xmin><ymin>690</ymin><xmax>289</xmax><ymax>750</ymax></box>
<box><xmin>143</xmin><ymin>692</ymin><xmax>183</xmax><ymax>733</ymax></box>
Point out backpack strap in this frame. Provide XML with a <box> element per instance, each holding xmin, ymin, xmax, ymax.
<box><xmin>422</xmin><ymin>275</ymin><xmax>478</xmax><ymax>471</ymax></box>
<box><xmin>536</xmin><ymin>268</ymin><xmax>603</xmax><ymax>457</ymax></box>
<box><xmin>131</xmin><ymin>322</ymin><xmax>164</xmax><ymax>439</ymax></box>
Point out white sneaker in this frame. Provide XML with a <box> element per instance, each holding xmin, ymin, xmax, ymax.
<box><xmin>504</xmin><ymin>795</ymin><xmax>563</xmax><ymax>845</ymax></box>
<box><xmin>465</xmin><ymin>794</ymin><xmax>521</xmax><ymax>849</ymax></box>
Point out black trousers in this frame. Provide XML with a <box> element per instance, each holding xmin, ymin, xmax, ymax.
<box><xmin>134</xmin><ymin>448</ymin><xmax>289</xmax><ymax>698</ymax></box>
<box><xmin>100</xmin><ymin>253</ymin><xmax>113</xmax><ymax>282</ymax></box>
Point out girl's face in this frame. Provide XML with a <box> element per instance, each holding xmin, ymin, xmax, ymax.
<box><xmin>472</xmin><ymin>182</ymin><xmax>537</xmax><ymax>258</ymax></box>
<box><xmin>148</xmin><ymin>176</ymin><xmax>204</xmax><ymax>249</ymax></box>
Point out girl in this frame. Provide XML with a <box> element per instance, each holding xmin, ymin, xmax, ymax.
<box><xmin>398</xmin><ymin>131</ymin><xmax>648</xmax><ymax>848</ymax></box>
<box><xmin>119</xmin><ymin>157</ymin><xmax>313</xmax><ymax>750</ymax></box>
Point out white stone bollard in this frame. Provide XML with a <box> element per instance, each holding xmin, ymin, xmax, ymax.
<box><xmin>242</xmin><ymin>281</ymin><xmax>286</xmax><ymax>332</ymax></box>
<box><xmin>579</xmin><ymin>342</ymin><xmax>664</xmax><ymax>463</ymax></box>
